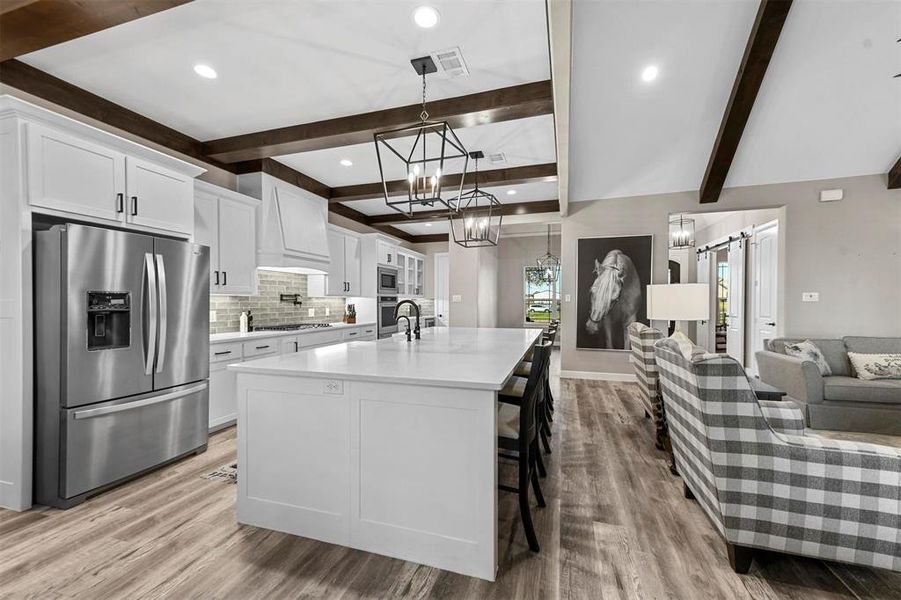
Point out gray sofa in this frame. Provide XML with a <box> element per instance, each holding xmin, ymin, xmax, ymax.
<box><xmin>756</xmin><ymin>337</ymin><xmax>901</xmax><ymax>435</ymax></box>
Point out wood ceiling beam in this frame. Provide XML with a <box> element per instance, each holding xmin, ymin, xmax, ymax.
<box><xmin>888</xmin><ymin>154</ymin><xmax>901</xmax><ymax>189</ymax></box>
<box><xmin>202</xmin><ymin>80</ymin><xmax>554</xmax><ymax>163</ymax></box>
<box><xmin>0</xmin><ymin>0</ymin><xmax>192</xmax><ymax>61</ymax></box>
<box><xmin>699</xmin><ymin>0</ymin><xmax>792</xmax><ymax>204</ymax></box>
<box><xmin>234</xmin><ymin>158</ymin><xmax>331</xmax><ymax>199</ymax></box>
<box><xmin>329</xmin><ymin>163</ymin><xmax>558</xmax><ymax>203</ymax></box>
<box><xmin>365</xmin><ymin>199</ymin><xmax>561</xmax><ymax>226</ymax></box>
<box><xmin>328</xmin><ymin>203</ymin><xmax>416</xmax><ymax>243</ymax></box>
<box><xmin>410</xmin><ymin>234</ymin><xmax>449</xmax><ymax>244</ymax></box>
<box><xmin>0</xmin><ymin>59</ymin><xmax>234</xmax><ymax>171</ymax></box>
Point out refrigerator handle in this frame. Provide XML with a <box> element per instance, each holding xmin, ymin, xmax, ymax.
<box><xmin>155</xmin><ymin>253</ymin><xmax>168</xmax><ymax>373</ymax></box>
<box><xmin>144</xmin><ymin>253</ymin><xmax>157</xmax><ymax>376</ymax></box>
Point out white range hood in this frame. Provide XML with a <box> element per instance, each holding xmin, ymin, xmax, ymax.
<box><xmin>237</xmin><ymin>172</ymin><xmax>330</xmax><ymax>274</ymax></box>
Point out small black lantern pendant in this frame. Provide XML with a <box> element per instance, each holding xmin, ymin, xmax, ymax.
<box><xmin>450</xmin><ymin>152</ymin><xmax>502</xmax><ymax>248</ymax></box>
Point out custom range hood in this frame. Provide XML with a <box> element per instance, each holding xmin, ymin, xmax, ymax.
<box><xmin>237</xmin><ymin>172</ymin><xmax>330</xmax><ymax>274</ymax></box>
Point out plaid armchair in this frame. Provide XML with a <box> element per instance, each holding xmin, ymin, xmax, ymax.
<box><xmin>627</xmin><ymin>322</ymin><xmax>666</xmax><ymax>450</ymax></box>
<box><xmin>654</xmin><ymin>338</ymin><xmax>901</xmax><ymax>574</ymax></box>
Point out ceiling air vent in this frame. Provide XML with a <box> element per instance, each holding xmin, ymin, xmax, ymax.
<box><xmin>430</xmin><ymin>47</ymin><xmax>470</xmax><ymax>79</ymax></box>
<box><xmin>487</xmin><ymin>152</ymin><xmax>507</xmax><ymax>165</ymax></box>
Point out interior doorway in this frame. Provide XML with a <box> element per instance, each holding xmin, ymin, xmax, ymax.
<box><xmin>668</xmin><ymin>209</ymin><xmax>783</xmax><ymax>370</ymax></box>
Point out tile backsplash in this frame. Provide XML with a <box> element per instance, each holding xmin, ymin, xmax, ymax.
<box><xmin>210</xmin><ymin>271</ymin><xmax>347</xmax><ymax>334</ymax></box>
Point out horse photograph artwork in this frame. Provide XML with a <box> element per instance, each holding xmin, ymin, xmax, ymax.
<box><xmin>576</xmin><ymin>235</ymin><xmax>652</xmax><ymax>350</ymax></box>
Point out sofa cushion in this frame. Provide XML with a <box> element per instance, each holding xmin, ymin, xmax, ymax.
<box><xmin>843</xmin><ymin>336</ymin><xmax>901</xmax><ymax>355</ymax></box>
<box><xmin>823</xmin><ymin>376</ymin><xmax>901</xmax><ymax>404</ymax></box>
<box><xmin>783</xmin><ymin>340</ymin><xmax>832</xmax><ymax>376</ymax></box>
<box><xmin>768</xmin><ymin>338</ymin><xmax>850</xmax><ymax>377</ymax></box>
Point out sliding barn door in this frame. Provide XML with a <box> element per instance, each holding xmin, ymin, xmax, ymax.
<box><xmin>725</xmin><ymin>239</ymin><xmax>746</xmax><ymax>365</ymax></box>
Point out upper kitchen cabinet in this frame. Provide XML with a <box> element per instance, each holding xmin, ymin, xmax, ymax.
<box><xmin>125</xmin><ymin>157</ymin><xmax>194</xmax><ymax>235</ymax></box>
<box><xmin>195</xmin><ymin>181</ymin><xmax>258</xmax><ymax>295</ymax></box>
<box><xmin>377</xmin><ymin>239</ymin><xmax>396</xmax><ymax>267</ymax></box>
<box><xmin>26</xmin><ymin>122</ymin><xmax>126</xmax><ymax>223</ymax></box>
<box><xmin>307</xmin><ymin>226</ymin><xmax>361</xmax><ymax>297</ymax></box>
<box><xmin>12</xmin><ymin>98</ymin><xmax>204</xmax><ymax>237</ymax></box>
<box><xmin>237</xmin><ymin>172</ymin><xmax>330</xmax><ymax>273</ymax></box>
<box><xmin>397</xmin><ymin>249</ymin><xmax>425</xmax><ymax>297</ymax></box>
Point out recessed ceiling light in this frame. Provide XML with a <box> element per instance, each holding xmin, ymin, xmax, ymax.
<box><xmin>339</xmin><ymin>159</ymin><xmax>353</xmax><ymax>167</ymax></box>
<box><xmin>413</xmin><ymin>5</ymin><xmax>440</xmax><ymax>29</ymax></box>
<box><xmin>506</xmin><ymin>189</ymin><xmax>517</xmax><ymax>196</ymax></box>
<box><xmin>424</xmin><ymin>222</ymin><xmax>433</xmax><ymax>227</ymax></box>
<box><xmin>193</xmin><ymin>64</ymin><xmax>218</xmax><ymax>79</ymax></box>
<box><xmin>641</xmin><ymin>65</ymin><xmax>659</xmax><ymax>82</ymax></box>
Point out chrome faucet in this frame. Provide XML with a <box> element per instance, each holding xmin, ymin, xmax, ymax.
<box><xmin>393</xmin><ymin>300</ymin><xmax>421</xmax><ymax>340</ymax></box>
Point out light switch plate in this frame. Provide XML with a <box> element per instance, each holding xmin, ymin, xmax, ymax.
<box><xmin>324</xmin><ymin>307</ymin><xmax>330</xmax><ymax>316</ymax></box>
<box><xmin>802</xmin><ymin>292</ymin><xmax>819</xmax><ymax>302</ymax></box>
<box><xmin>564</xmin><ymin>294</ymin><xmax>571</xmax><ymax>302</ymax></box>
<box><xmin>308</xmin><ymin>308</ymin><xmax>316</xmax><ymax>316</ymax></box>
<box><xmin>209</xmin><ymin>310</ymin><xmax>217</xmax><ymax>322</ymax></box>
<box><xmin>323</xmin><ymin>379</ymin><xmax>343</xmax><ymax>395</ymax></box>
<box><xmin>451</xmin><ymin>294</ymin><xmax>462</xmax><ymax>303</ymax></box>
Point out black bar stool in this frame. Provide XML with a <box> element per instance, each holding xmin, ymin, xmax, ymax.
<box><xmin>497</xmin><ymin>340</ymin><xmax>552</xmax><ymax>553</ymax></box>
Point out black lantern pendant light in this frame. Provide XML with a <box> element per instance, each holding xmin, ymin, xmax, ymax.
<box><xmin>373</xmin><ymin>56</ymin><xmax>468</xmax><ymax>217</ymax></box>
<box><xmin>536</xmin><ymin>224</ymin><xmax>560</xmax><ymax>282</ymax></box>
<box><xmin>450</xmin><ymin>151</ymin><xmax>502</xmax><ymax>247</ymax></box>
<box><xmin>669</xmin><ymin>214</ymin><xmax>696</xmax><ymax>249</ymax></box>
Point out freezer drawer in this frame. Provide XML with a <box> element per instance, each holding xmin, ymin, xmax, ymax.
<box><xmin>62</xmin><ymin>382</ymin><xmax>209</xmax><ymax>499</ymax></box>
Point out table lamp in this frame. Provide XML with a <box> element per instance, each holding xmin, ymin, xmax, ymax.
<box><xmin>646</xmin><ymin>284</ymin><xmax>710</xmax><ymax>334</ymax></box>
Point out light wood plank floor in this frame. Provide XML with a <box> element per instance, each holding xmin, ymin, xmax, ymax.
<box><xmin>2</xmin><ymin>354</ymin><xmax>900</xmax><ymax>599</ymax></box>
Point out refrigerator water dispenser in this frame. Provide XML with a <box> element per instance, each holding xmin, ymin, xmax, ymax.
<box><xmin>86</xmin><ymin>291</ymin><xmax>130</xmax><ymax>351</ymax></box>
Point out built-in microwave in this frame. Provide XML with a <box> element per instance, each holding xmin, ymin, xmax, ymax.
<box><xmin>377</xmin><ymin>266</ymin><xmax>398</xmax><ymax>295</ymax></box>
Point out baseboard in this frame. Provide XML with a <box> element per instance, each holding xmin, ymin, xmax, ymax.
<box><xmin>560</xmin><ymin>370</ymin><xmax>637</xmax><ymax>383</ymax></box>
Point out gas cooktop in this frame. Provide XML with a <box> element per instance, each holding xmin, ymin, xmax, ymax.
<box><xmin>253</xmin><ymin>323</ymin><xmax>333</xmax><ymax>332</ymax></box>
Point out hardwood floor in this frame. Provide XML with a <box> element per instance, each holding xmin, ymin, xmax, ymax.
<box><xmin>2</xmin><ymin>354</ymin><xmax>899</xmax><ymax>599</ymax></box>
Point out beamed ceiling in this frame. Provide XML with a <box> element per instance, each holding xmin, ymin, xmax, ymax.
<box><xmin>1</xmin><ymin>0</ymin><xmax>897</xmax><ymax>245</ymax></box>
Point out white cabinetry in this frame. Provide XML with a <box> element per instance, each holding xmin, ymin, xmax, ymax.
<box><xmin>25</xmin><ymin>121</ymin><xmax>201</xmax><ymax>236</ymax></box>
<box><xmin>308</xmin><ymin>226</ymin><xmax>361</xmax><ymax>297</ymax></box>
<box><xmin>209</xmin><ymin>342</ymin><xmax>242</xmax><ymax>431</ymax></box>
<box><xmin>195</xmin><ymin>181</ymin><xmax>258</xmax><ymax>295</ymax></box>
<box><xmin>377</xmin><ymin>240</ymin><xmax>396</xmax><ymax>266</ymax></box>
<box><xmin>26</xmin><ymin>122</ymin><xmax>126</xmax><ymax>223</ymax></box>
<box><xmin>397</xmin><ymin>250</ymin><xmax>425</xmax><ymax>297</ymax></box>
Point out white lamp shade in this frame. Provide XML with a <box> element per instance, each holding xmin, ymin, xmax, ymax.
<box><xmin>646</xmin><ymin>284</ymin><xmax>710</xmax><ymax>321</ymax></box>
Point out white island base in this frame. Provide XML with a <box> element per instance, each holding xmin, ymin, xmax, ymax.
<box><xmin>232</xmin><ymin>327</ymin><xmax>542</xmax><ymax>581</ymax></box>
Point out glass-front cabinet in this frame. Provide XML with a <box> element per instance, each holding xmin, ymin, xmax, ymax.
<box><xmin>396</xmin><ymin>250</ymin><xmax>425</xmax><ymax>297</ymax></box>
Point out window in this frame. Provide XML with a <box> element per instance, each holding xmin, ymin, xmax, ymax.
<box><xmin>523</xmin><ymin>266</ymin><xmax>561</xmax><ymax>324</ymax></box>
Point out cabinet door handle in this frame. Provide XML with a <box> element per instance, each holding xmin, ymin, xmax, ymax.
<box><xmin>222</xmin><ymin>271</ymin><xmax>227</xmax><ymax>286</ymax></box>
<box><xmin>255</xmin><ymin>345</ymin><xmax>270</xmax><ymax>350</ymax></box>
<box><xmin>348</xmin><ymin>332</ymin><xmax>358</xmax><ymax>336</ymax></box>
<box><xmin>131</xmin><ymin>196</ymin><xmax>138</xmax><ymax>216</ymax></box>
<box><xmin>214</xmin><ymin>350</ymin><xmax>232</xmax><ymax>356</ymax></box>
<box><xmin>294</xmin><ymin>341</ymin><xmax>298</xmax><ymax>352</ymax></box>
<box><xmin>214</xmin><ymin>270</ymin><xmax>220</xmax><ymax>285</ymax></box>
<box><xmin>116</xmin><ymin>193</ymin><xmax>124</xmax><ymax>213</ymax></box>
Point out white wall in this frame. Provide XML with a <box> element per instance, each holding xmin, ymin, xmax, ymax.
<box><xmin>448</xmin><ymin>241</ymin><xmax>498</xmax><ymax>327</ymax></box>
<box><xmin>561</xmin><ymin>174</ymin><xmax>901</xmax><ymax>376</ymax></box>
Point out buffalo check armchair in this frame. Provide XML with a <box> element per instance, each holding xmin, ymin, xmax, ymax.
<box><xmin>627</xmin><ymin>322</ymin><xmax>667</xmax><ymax>450</ymax></box>
<box><xmin>653</xmin><ymin>338</ymin><xmax>901</xmax><ymax>574</ymax></box>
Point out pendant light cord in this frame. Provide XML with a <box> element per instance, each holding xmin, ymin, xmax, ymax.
<box><xmin>420</xmin><ymin>71</ymin><xmax>429</xmax><ymax>122</ymax></box>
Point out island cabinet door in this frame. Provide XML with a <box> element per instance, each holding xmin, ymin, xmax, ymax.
<box><xmin>347</xmin><ymin>382</ymin><xmax>498</xmax><ymax>581</ymax></box>
<box><xmin>236</xmin><ymin>374</ymin><xmax>351</xmax><ymax>547</ymax></box>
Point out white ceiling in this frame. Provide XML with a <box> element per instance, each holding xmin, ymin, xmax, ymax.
<box><xmin>344</xmin><ymin>179</ymin><xmax>559</xmax><ymax>216</ymax></box>
<box><xmin>725</xmin><ymin>0</ymin><xmax>901</xmax><ymax>187</ymax></box>
<box><xmin>568</xmin><ymin>0</ymin><xmax>901</xmax><ymax>202</ymax></box>
<box><xmin>275</xmin><ymin>114</ymin><xmax>556</xmax><ymax>186</ymax></box>
<box><xmin>20</xmin><ymin>0</ymin><xmax>551</xmax><ymax>141</ymax></box>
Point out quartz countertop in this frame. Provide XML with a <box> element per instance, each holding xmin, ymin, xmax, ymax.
<box><xmin>210</xmin><ymin>321</ymin><xmax>376</xmax><ymax>344</ymax></box>
<box><xmin>228</xmin><ymin>327</ymin><xmax>541</xmax><ymax>390</ymax></box>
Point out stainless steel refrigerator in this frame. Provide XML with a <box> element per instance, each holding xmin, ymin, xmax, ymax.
<box><xmin>34</xmin><ymin>223</ymin><xmax>210</xmax><ymax>508</ymax></box>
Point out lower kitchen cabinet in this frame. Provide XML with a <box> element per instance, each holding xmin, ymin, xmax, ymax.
<box><xmin>209</xmin><ymin>360</ymin><xmax>238</xmax><ymax>432</ymax></box>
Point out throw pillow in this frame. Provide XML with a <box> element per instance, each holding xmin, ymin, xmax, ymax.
<box><xmin>669</xmin><ymin>331</ymin><xmax>698</xmax><ymax>360</ymax></box>
<box><xmin>784</xmin><ymin>340</ymin><xmax>832</xmax><ymax>376</ymax></box>
<box><xmin>847</xmin><ymin>353</ymin><xmax>901</xmax><ymax>380</ymax></box>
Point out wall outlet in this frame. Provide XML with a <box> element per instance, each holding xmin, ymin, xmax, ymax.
<box><xmin>308</xmin><ymin>308</ymin><xmax>316</xmax><ymax>317</ymax></box>
<box><xmin>564</xmin><ymin>294</ymin><xmax>571</xmax><ymax>302</ymax></box>
<box><xmin>324</xmin><ymin>307</ymin><xmax>330</xmax><ymax>317</ymax></box>
<box><xmin>209</xmin><ymin>310</ymin><xmax>217</xmax><ymax>322</ymax></box>
<box><xmin>802</xmin><ymin>292</ymin><xmax>819</xmax><ymax>302</ymax></box>
<box><xmin>323</xmin><ymin>379</ymin><xmax>343</xmax><ymax>395</ymax></box>
<box><xmin>451</xmin><ymin>294</ymin><xmax>462</xmax><ymax>303</ymax></box>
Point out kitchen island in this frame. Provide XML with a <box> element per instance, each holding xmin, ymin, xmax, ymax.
<box><xmin>229</xmin><ymin>327</ymin><xmax>542</xmax><ymax>581</ymax></box>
